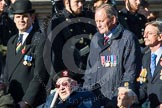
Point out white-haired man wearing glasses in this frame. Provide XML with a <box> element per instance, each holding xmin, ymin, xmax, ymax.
<box><xmin>37</xmin><ymin>70</ymin><xmax>100</xmax><ymax>108</ymax></box>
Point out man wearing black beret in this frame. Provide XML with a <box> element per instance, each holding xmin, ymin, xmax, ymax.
<box><xmin>37</xmin><ymin>70</ymin><xmax>101</xmax><ymax>108</ymax></box>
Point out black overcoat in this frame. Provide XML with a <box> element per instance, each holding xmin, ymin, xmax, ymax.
<box><xmin>4</xmin><ymin>27</ymin><xmax>49</xmax><ymax>107</ymax></box>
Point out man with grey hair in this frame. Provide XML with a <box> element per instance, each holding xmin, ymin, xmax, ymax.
<box><xmin>83</xmin><ymin>4</ymin><xmax>142</xmax><ymax>108</ymax></box>
<box><xmin>117</xmin><ymin>87</ymin><xmax>139</xmax><ymax>108</ymax></box>
<box><xmin>138</xmin><ymin>20</ymin><xmax>162</xmax><ymax>108</ymax></box>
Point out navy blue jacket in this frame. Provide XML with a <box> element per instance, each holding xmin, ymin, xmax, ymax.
<box><xmin>37</xmin><ymin>90</ymin><xmax>101</xmax><ymax>108</ymax></box>
<box><xmin>83</xmin><ymin>24</ymin><xmax>142</xmax><ymax>107</ymax></box>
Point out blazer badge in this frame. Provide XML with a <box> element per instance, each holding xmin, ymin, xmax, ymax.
<box><xmin>137</xmin><ymin>68</ymin><xmax>147</xmax><ymax>84</ymax></box>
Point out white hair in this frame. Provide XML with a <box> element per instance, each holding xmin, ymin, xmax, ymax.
<box><xmin>118</xmin><ymin>87</ymin><xmax>138</xmax><ymax>104</ymax></box>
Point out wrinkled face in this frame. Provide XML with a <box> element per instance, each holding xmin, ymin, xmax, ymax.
<box><xmin>95</xmin><ymin>8</ymin><xmax>114</xmax><ymax>34</ymax></box>
<box><xmin>143</xmin><ymin>25</ymin><xmax>161</xmax><ymax>47</ymax></box>
<box><xmin>14</xmin><ymin>13</ymin><xmax>34</xmax><ymax>32</ymax></box>
<box><xmin>126</xmin><ymin>0</ymin><xmax>141</xmax><ymax>12</ymax></box>
<box><xmin>117</xmin><ymin>91</ymin><xmax>133</xmax><ymax>107</ymax></box>
<box><xmin>68</xmin><ymin>0</ymin><xmax>83</xmax><ymax>15</ymax></box>
<box><xmin>56</xmin><ymin>77</ymin><xmax>73</xmax><ymax>101</ymax></box>
<box><xmin>93</xmin><ymin>0</ymin><xmax>106</xmax><ymax>10</ymax></box>
<box><xmin>0</xmin><ymin>0</ymin><xmax>6</xmax><ymax>13</ymax></box>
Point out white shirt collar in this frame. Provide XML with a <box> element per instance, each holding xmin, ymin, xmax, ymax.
<box><xmin>19</xmin><ymin>26</ymin><xmax>33</xmax><ymax>44</ymax></box>
<box><xmin>104</xmin><ymin>25</ymin><xmax>117</xmax><ymax>38</ymax></box>
<box><xmin>104</xmin><ymin>33</ymin><xmax>112</xmax><ymax>38</ymax></box>
<box><xmin>152</xmin><ymin>46</ymin><xmax>162</xmax><ymax>65</ymax></box>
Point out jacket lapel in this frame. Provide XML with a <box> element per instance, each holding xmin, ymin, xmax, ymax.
<box><xmin>98</xmin><ymin>34</ymin><xmax>104</xmax><ymax>48</ymax></box>
<box><xmin>144</xmin><ymin>52</ymin><xmax>152</xmax><ymax>79</ymax></box>
<box><xmin>7</xmin><ymin>35</ymin><xmax>18</xmax><ymax>77</ymax></box>
<box><xmin>99</xmin><ymin>24</ymin><xmax>123</xmax><ymax>53</ymax></box>
<box><xmin>152</xmin><ymin>54</ymin><xmax>162</xmax><ymax>80</ymax></box>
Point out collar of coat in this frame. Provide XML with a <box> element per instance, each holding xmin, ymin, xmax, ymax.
<box><xmin>97</xmin><ymin>23</ymin><xmax>124</xmax><ymax>48</ymax></box>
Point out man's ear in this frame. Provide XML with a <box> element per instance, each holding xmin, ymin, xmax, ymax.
<box><xmin>111</xmin><ymin>15</ymin><xmax>117</xmax><ymax>25</ymax></box>
<box><xmin>64</xmin><ymin>0</ymin><xmax>69</xmax><ymax>6</ymax></box>
<box><xmin>104</xmin><ymin>0</ymin><xmax>108</xmax><ymax>3</ymax></box>
<box><xmin>64</xmin><ymin>0</ymin><xmax>70</xmax><ymax>11</ymax></box>
<box><xmin>31</xmin><ymin>14</ymin><xmax>35</xmax><ymax>24</ymax></box>
<box><xmin>158</xmin><ymin>33</ymin><xmax>162</xmax><ymax>42</ymax></box>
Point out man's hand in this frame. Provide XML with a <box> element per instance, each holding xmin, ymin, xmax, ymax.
<box><xmin>18</xmin><ymin>101</ymin><xmax>30</xmax><ymax>108</ymax></box>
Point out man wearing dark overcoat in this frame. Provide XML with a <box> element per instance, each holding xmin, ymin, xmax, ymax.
<box><xmin>83</xmin><ymin>4</ymin><xmax>142</xmax><ymax>108</ymax></box>
<box><xmin>4</xmin><ymin>0</ymin><xmax>49</xmax><ymax>107</ymax></box>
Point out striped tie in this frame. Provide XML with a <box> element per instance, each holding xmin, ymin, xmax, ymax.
<box><xmin>104</xmin><ymin>36</ymin><xmax>109</xmax><ymax>45</ymax></box>
<box><xmin>16</xmin><ymin>34</ymin><xmax>23</xmax><ymax>53</ymax></box>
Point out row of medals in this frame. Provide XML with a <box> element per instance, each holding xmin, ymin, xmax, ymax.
<box><xmin>101</xmin><ymin>55</ymin><xmax>117</xmax><ymax>67</ymax></box>
<box><xmin>23</xmin><ymin>55</ymin><xmax>32</xmax><ymax>66</ymax></box>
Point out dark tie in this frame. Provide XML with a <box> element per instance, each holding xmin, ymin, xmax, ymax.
<box><xmin>104</xmin><ymin>36</ymin><xmax>109</xmax><ymax>45</ymax></box>
<box><xmin>150</xmin><ymin>53</ymin><xmax>157</xmax><ymax>76</ymax></box>
<box><xmin>16</xmin><ymin>34</ymin><xmax>23</xmax><ymax>53</ymax></box>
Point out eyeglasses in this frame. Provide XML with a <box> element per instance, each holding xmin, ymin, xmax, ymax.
<box><xmin>55</xmin><ymin>82</ymin><xmax>69</xmax><ymax>88</ymax></box>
